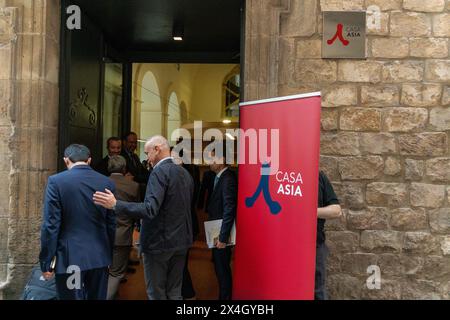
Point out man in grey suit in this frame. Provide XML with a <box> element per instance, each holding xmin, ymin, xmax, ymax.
<box><xmin>93</xmin><ymin>136</ymin><xmax>194</xmax><ymax>300</ymax></box>
<box><xmin>106</xmin><ymin>155</ymin><xmax>141</xmax><ymax>300</ymax></box>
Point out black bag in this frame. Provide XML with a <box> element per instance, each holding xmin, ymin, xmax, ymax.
<box><xmin>21</xmin><ymin>265</ymin><xmax>57</xmax><ymax>300</ymax></box>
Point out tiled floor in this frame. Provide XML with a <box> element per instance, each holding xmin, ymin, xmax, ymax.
<box><xmin>117</xmin><ymin>235</ymin><xmax>234</xmax><ymax>300</ymax></box>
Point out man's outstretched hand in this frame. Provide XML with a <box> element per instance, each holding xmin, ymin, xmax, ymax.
<box><xmin>93</xmin><ymin>188</ymin><xmax>117</xmax><ymax>209</ymax></box>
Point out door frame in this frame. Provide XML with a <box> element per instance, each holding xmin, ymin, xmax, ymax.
<box><xmin>58</xmin><ymin>0</ymin><xmax>245</xmax><ymax>170</ymax></box>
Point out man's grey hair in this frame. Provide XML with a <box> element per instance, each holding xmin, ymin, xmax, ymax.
<box><xmin>146</xmin><ymin>135</ymin><xmax>170</xmax><ymax>151</ymax></box>
<box><xmin>108</xmin><ymin>155</ymin><xmax>127</xmax><ymax>174</ymax></box>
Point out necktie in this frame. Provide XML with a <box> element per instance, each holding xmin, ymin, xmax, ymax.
<box><xmin>213</xmin><ymin>176</ymin><xmax>219</xmax><ymax>190</ymax></box>
<box><xmin>132</xmin><ymin>153</ymin><xmax>139</xmax><ymax>167</ymax></box>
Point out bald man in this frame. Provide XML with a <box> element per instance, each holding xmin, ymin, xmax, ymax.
<box><xmin>93</xmin><ymin>136</ymin><xmax>194</xmax><ymax>300</ymax></box>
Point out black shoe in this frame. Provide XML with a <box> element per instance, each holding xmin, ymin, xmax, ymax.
<box><xmin>126</xmin><ymin>267</ymin><xmax>136</xmax><ymax>274</ymax></box>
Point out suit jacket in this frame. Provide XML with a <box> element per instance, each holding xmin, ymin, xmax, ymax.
<box><xmin>207</xmin><ymin>168</ymin><xmax>237</xmax><ymax>243</ymax></box>
<box><xmin>109</xmin><ymin>174</ymin><xmax>140</xmax><ymax>246</ymax></box>
<box><xmin>183</xmin><ymin>164</ymin><xmax>200</xmax><ymax>239</ymax></box>
<box><xmin>197</xmin><ymin>170</ymin><xmax>216</xmax><ymax>212</ymax></box>
<box><xmin>39</xmin><ymin>165</ymin><xmax>116</xmax><ymax>274</ymax></box>
<box><xmin>121</xmin><ymin>150</ymin><xmax>150</xmax><ymax>184</ymax></box>
<box><xmin>115</xmin><ymin>158</ymin><xmax>194</xmax><ymax>254</ymax></box>
<box><xmin>93</xmin><ymin>155</ymin><xmax>109</xmax><ymax>176</ymax></box>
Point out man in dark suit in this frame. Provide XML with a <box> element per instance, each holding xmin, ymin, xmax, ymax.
<box><xmin>106</xmin><ymin>155</ymin><xmax>141</xmax><ymax>300</ymax></box>
<box><xmin>197</xmin><ymin>169</ymin><xmax>216</xmax><ymax>212</ymax></box>
<box><xmin>207</xmin><ymin>150</ymin><xmax>237</xmax><ymax>300</ymax></box>
<box><xmin>316</xmin><ymin>171</ymin><xmax>342</xmax><ymax>300</ymax></box>
<box><xmin>121</xmin><ymin>132</ymin><xmax>150</xmax><ymax>184</ymax></box>
<box><xmin>93</xmin><ymin>137</ymin><xmax>122</xmax><ymax>176</ymax></box>
<box><xmin>171</xmin><ymin>147</ymin><xmax>199</xmax><ymax>299</ymax></box>
<box><xmin>39</xmin><ymin>144</ymin><xmax>116</xmax><ymax>300</ymax></box>
<box><xmin>94</xmin><ymin>135</ymin><xmax>194</xmax><ymax>300</ymax></box>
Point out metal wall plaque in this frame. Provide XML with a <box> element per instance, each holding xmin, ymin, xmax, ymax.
<box><xmin>322</xmin><ymin>11</ymin><xmax>366</xmax><ymax>59</ymax></box>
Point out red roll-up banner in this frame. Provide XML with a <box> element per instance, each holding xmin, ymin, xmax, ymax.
<box><xmin>233</xmin><ymin>92</ymin><xmax>322</xmax><ymax>300</ymax></box>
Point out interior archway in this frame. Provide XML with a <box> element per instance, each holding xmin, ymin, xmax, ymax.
<box><xmin>167</xmin><ymin>91</ymin><xmax>181</xmax><ymax>143</ymax></box>
<box><xmin>140</xmin><ymin>71</ymin><xmax>163</xmax><ymax>159</ymax></box>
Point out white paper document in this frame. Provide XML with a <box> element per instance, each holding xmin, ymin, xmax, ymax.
<box><xmin>204</xmin><ymin>219</ymin><xmax>236</xmax><ymax>249</ymax></box>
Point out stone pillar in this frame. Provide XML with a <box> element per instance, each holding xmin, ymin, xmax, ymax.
<box><xmin>245</xmin><ymin>0</ymin><xmax>450</xmax><ymax>299</ymax></box>
<box><xmin>0</xmin><ymin>0</ymin><xmax>60</xmax><ymax>299</ymax></box>
<box><xmin>244</xmin><ymin>0</ymin><xmax>288</xmax><ymax>101</ymax></box>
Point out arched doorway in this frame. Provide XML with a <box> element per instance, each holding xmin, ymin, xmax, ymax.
<box><xmin>167</xmin><ymin>92</ymin><xmax>181</xmax><ymax>144</ymax></box>
<box><xmin>139</xmin><ymin>71</ymin><xmax>163</xmax><ymax>159</ymax></box>
<box><xmin>180</xmin><ymin>101</ymin><xmax>188</xmax><ymax>126</ymax></box>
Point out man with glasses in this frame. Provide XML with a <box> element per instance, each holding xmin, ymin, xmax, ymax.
<box><xmin>94</xmin><ymin>136</ymin><xmax>194</xmax><ymax>300</ymax></box>
<box><xmin>206</xmin><ymin>149</ymin><xmax>237</xmax><ymax>300</ymax></box>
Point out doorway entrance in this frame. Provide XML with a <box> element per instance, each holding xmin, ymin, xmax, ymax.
<box><xmin>59</xmin><ymin>0</ymin><xmax>243</xmax><ymax>168</ymax></box>
<box><xmin>58</xmin><ymin>0</ymin><xmax>244</xmax><ymax>299</ymax></box>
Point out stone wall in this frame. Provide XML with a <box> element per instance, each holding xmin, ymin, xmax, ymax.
<box><xmin>0</xmin><ymin>0</ymin><xmax>59</xmax><ymax>299</ymax></box>
<box><xmin>245</xmin><ymin>0</ymin><xmax>450</xmax><ymax>299</ymax></box>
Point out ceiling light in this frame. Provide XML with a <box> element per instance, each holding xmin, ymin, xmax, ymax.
<box><xmin>173</xmin><ymin>21</ymin><xmax>184</xmax><ymax>41</ymax></box>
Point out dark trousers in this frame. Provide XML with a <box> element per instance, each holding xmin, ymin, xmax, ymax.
<box><xmin>107</xmin><ymin>245</ymin><xmax>132</xmax><ymax>300</ymax></box>
<box><xmin>55</xmin><ymin>267</ymin><xmax>108</xmax><ymax>300</ymax></box>
<box><xmin>212</xmin><ymin>246</ymin><xmax>232</xmax><ymax>300</ymax></box>
<box><xmin>142</xmin><ymin>249</ymin><xmax>187</xmax><ymax>300</ymax></box>
<box><xmin>314</xmin><ymin>242</ymin><xmax>328</xmax><ymax>300</ymax></box>
<box><xmin>110</xmin><ymin>245</ymin><xmax>132</xmax><ymax>277</ymax></box>
<box><xmin>181</xmin><ymin>249</ymin><xmax>196</xmax><ymax>299</ymax></box>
